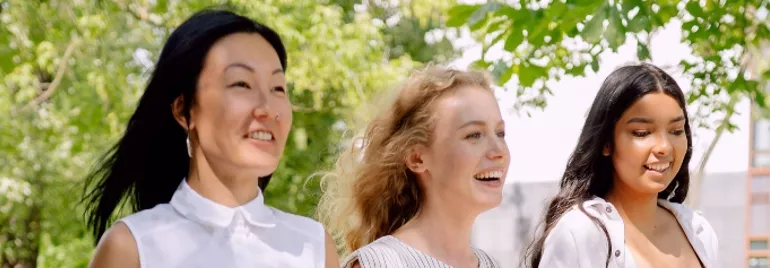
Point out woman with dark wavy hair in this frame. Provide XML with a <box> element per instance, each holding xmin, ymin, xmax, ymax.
<box><xmin>526</xmin><ymin>63</ymin><xmax>718</xmax><ymax>268</ymax></box>
<box><xmin>84</xmin><ymin>8</ymin><xmax>338</xmax><ymax>268</ymax></box>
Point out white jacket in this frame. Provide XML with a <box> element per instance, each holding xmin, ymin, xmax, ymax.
<box><xmin>538</xmin><ymin>197</ymin><xmax>719</xmax><ymax>268</ymax></box>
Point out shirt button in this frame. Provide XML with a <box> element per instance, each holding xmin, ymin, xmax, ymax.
<box><xmin>614</xmin><ymin>250</ymin><xmax>621</xmax><ymax>257</ymax></box>
<box><xmin>606</xmin><ymin>207</ymin><xmax>613</xmax><ymax>213</ymax></box>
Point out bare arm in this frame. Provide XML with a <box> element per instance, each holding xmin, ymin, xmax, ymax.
<box><xmin>89</xmin><ymin>222</ymin><xmax>140</xmax><ymax>268</ymax></box>
<box><xmin>325</xmin><ymin>230</ymin><xmax>340</xmax><ymax>268</ymax></box>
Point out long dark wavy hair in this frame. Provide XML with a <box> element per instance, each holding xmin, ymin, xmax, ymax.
<box><xmin>81</xmin><ymin>8</ymin><xmax>287</xmax><ymax>243</ymax></box>
<box><xmin>525</xmin><ymin>63</ymin><xmax>693</xmax><ymax>267</ymax></box>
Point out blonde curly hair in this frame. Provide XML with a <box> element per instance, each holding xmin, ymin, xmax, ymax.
<box><xmin>316</xmin><ymin>66</ymin><xmax>494</xmax><ymax>253</ymax></box>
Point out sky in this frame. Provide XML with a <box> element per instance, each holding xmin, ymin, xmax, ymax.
<box><xmin>449</xmin><ymin>20</ymin><xmax>752</xmax><ymax>183</ymax></box>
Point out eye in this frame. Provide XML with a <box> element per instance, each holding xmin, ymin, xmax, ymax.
<box><xmin>228</xmin><ymin>81</ymin><xmax>251</xmax><ymax>89</ymax></box>
<box><xmin>273</xmin><ymin>86</ymin><xmax>286</xmax><ymax>93</ymax></box>
<box><xmin>496</xmin><ymin>130</ymin><xmax>505</xmax><ymax>138</ymax></box>
<box><xmin>632</xmin><ymin>130</ymin><xmax>650</xmax><ymax>137</ymax></box>
<box><xmin>465</xmin><ymin>131</ymin><xmax>482</xmax><ymax>139</ymax></box>
<box><xmin>670</xmin><ymin>129</ymin><xmax>685</xmax><ymax>136</ymax></box>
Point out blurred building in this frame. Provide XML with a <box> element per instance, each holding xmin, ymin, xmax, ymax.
<box><xmin>748</xmin><ymin>83</ymin><xmax>770</xmax><ymax>268</ymax></box>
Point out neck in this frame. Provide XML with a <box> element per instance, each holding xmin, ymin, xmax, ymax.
<box><xmin>605</xmin><ymin>185</ymin><xmax>660</xmax><ymax>235</ymax></box>
<box><xmin>186</xmin><ymin>155</ymin><xmax>261</xmax><ymax>208</ymax></box>
<box><xmin>394</xmin><ymin>196</ymin><xmax>478</xmax><ymax>267</ymax></box>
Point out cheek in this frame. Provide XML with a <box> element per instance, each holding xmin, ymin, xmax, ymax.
<box><xmin>440</xmin><ymin>143</ymin><xmax>479</xmax><ymax>180</ymax></box>
<box><xmin>612</xmin><ymin>136</ymin><xmax>645</xmax><ymax>170</ymax></box>
<box><xmin>673</xmin><ymin>136</ymin><xmax>689</xmax><ymax>163</ymax></box>
<box><xmin>278</xmin><ymin>103</ymin><xmax>292</xmax><ymax>136</ymax></box>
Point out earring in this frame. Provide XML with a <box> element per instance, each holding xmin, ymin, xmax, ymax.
<box><xmin>186</xmin><ymin>135</ymin><xmax>192</xmax><ymax>158</ymax></box>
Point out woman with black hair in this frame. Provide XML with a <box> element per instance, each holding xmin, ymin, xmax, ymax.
<box><xmin>526</xmin><ymin>63</ymin><xmax>718</xmax><ymax>268</ymax></box>
<box><xmin>84</xmin><ymin>9</ymin><xmax>338</xmax><ymax>268</ymax></box>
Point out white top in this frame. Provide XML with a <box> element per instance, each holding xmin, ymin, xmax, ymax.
<box><xmin>119</xmin><ymin>180</ymin><xmax>326</xmax><ymax>268</ymax></box>
<box><xmin>342</xmin><ymin>235</ymin><xmax>501</xmax><ymax>268</ymax></box>
<box><xmin>539</xmin><ymin>197</ymin><xmax>719</xmax><ymax>268</ymax></box>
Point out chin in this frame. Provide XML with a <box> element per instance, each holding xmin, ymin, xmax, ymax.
<box><xmin>473</xmin><ymin>193</ymin><xmax>503</xmax><ymax>211</ymax></box>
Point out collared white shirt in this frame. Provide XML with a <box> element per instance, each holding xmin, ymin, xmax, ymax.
<box><xmin>119</xmin><ymin>180</ymin><xmax>326</xmax><ymax>268</ymax></box>
<box><xmin>539</xmin><ymin>197</ymin><xmax>719</xmax><ymax>268</ymax></box>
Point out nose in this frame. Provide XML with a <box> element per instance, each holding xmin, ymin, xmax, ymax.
<box><xmin>251</xmin><ymin>87</ymin><xmax>277</xmax><ymax>121</ymax></box>
<box><xmin>486</xmin><ymin>135</ymin><xmax>508</xmax><ymax>163</ymax></box>
<box><xmin>652</xmin><ymin>133</ymin><xmax>673</xmax><ymax>157</ymax></box>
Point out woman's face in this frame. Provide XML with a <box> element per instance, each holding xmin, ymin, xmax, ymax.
<box><xmin>413</xmin><ymin>85</ymin><xmax>510</xmax><ymax>212</ymax></box>
<box><xmin>608</xmin><ymin>92</ymin><xmax>688</xmax><ymax>196</ymax></box>
<box><xmin>182</xmin><ymin>32</ymin><xmax>292</xmax><ymax>178</ymax></box>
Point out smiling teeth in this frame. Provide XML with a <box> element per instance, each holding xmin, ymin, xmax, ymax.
<box><xmin>645</xmin><ymin>163</ymin><xmax>670</xmax><ymax>172</ymax></box>
<box><xmin>474</xmin><ymin>170</ymin><xmax>504</xmax><ymax>179</ymax></box>
<box><xmin>250</xmin><ymin>131</ymin><xmax>273</xmax><ymax>141</ymax></box>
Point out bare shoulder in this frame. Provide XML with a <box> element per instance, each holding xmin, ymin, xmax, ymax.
<box><xmin>89</xmin><ymin>222</ymin><xmax>140</xmax><ymax>268</ymax></box>
<box><xmin>324</xmin><ymin>230</ymin><xmax>340</xmax><ymax>268</ymax></box>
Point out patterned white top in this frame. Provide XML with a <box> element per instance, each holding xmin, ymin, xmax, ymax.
<box><xmin>342</xmin><ymin>235</ymin><xmax>501</xmax><ymax>268</ymax></box>
<box><xmin>119</xmin><ymin>179</ymin><xmax>327</xmax><ymax>268</ymax></box>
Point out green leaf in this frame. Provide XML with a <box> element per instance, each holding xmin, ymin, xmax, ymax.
<box><xmin>471</xmin><ymin>59</ymin><xmax>493</xmax><ymax>70</ymax></box>
<box><xmin>468</xmin><ymin>2</ymin><xmax>502</xmax><ymax>29</ymax></box>
<box><xmin>447</xmin><ymin>4</ymin><xmax>483</xmax><ymax>27</ymax></box>
<box><xmin>499</xmin><ymin>64</ymin><xmax>515</xmax><ymax>84</ymax></box>
<box><xmin>580</xmin><ymin>5</ymin><xmax>607</xmax><ymax>43</ymax></box>
<box><xmin>485</xmin><ymin>19</ymin><xmax>508</xmax><ymax>33</ymax></box>
<box><xmin>519</xmin><ymin>63</ymin><xmax>548</xmax><ymax>87</ymax></box>
<box><xmin>637</xmin><ymin>41</ymin><xmax>651</xmax><ymax>60</ymax></box>
<box><xmin>685</xmin><ymin>1</ymin><xmax>705</xmax><ymax>17</ymax></box>
<box><xmin>490</xmin><ymin>60</ymin><xmax>508</xmax><ymax>82</ymax></box>
<box><xmin>627</xmin><ymin>15</ymin><xmax>651</xmax><ymax>32</ymax></box>
<box><xmin>566</xmin><ymin>63</ymin><xmax>588</xmax><ymax>76</ymax></box>
<box><xmin>546</xmin><ymin>0</ymin><xmax>568</xmax><ymax>19</ymax></box>
<box><xmin>591</xmin><ymin>59</ymin><xmax>600</xmax><ymax>73</ymax></box>
<box><xmin>657</xmin><ymin>4</ymin><xmax>679</xmax><ymax>25</ymax></box>
<box><xmin>603</xmin><ymin>7</ymin><xmax>626</xmax><ymax>51</ymax></box>
<box><xmin>527</xmin><ymin>11</ymin><xmax>550</xmax><ymax>46</ymax></box>
<box><xmin>504</xmin><ymin>28</ymin><xmax>525</xmax><ymax>51</ymax></box>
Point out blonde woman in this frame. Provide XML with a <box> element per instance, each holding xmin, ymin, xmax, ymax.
<box><xmin>318</xmin><ymin>67</ymin><xmax>509</xmax><ymax>268</ymax></box>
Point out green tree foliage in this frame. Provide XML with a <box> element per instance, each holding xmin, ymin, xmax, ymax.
<box><xmin>448</xmin><ymin>0</ymin><xmax>770</xmax><ymax>118</ymax></box>
<box><xmin>0</xmin><ymin>0</ymin><xmax>460</xmax><ymax>266</ymax></box>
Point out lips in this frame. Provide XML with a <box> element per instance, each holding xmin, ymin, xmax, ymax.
<box><xmin>473</xmin><ymin>169</ymin><xmax>504</xmax><ymax>182</ymax></box>
<box><xmin>247</xmin><ymin>130</ymin><xmax>274</xmax><ymax>141</ymax></box>
<box><xmin>644</xmin><ymin>162</ymin><xmax>670</xmax><ymax>172</ymax></box>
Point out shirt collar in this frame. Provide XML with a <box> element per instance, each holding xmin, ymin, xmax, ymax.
<box><xmin>582</xmin><ymin>196</ymin><xmax>713</xmax><ymax>267</ymax></box>
<box><xmin>170</xmin><ymin>179</ymin><xmax>276</xmax><ymax>229</ymax></box>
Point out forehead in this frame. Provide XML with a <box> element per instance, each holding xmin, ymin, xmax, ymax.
<box><xmin>621</xmin><ymin>92</ymin><xmax>684</xmax><ymax>119</ymax></box>
<box><xmin>203</xmin><ymin>32</ymin><xmax>282</xmax><ymax>72</ymax></box>
<box><xmin>433</xmin><ymin>85</ymin><xmax>501</xmax><ymax>127</ymax></box>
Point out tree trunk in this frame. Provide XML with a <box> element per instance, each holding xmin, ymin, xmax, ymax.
<box><xmin>685</xmin><ymin>94</ymin><xmax>740</xmax><ymax>208</ymax></box>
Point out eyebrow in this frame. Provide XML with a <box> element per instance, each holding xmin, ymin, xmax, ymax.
<box><xmin>225</xmin><ymin>63</ymin><xmax>284</xmax><ymax>75</ymax></box>
<box><xmin>457</xmin><ymin>120</ymin><xmax>504</xmax><ymax>130</ymax></box>
<box><xmin>626</xmin><ymin>115</ymin><xmax>686</xmax><ymax>124</ymax></box>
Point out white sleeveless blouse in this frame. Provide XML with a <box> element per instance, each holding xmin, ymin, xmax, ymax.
<box><xmin>119</xmin><ymin>180</ymin><xmax>326</xmax><ymax>268</ymax></box>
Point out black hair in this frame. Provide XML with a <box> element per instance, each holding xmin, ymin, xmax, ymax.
<box><xmin>525</xmin><ymin>63</ymin><xmax>693</xmax><ymax>267</ymax></box>
<box><xmin>82</xmin><ymin>7</ymin><xmax>287</xmax><ymax>243</ymax></box>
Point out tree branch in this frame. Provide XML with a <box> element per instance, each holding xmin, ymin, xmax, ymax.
<box><xmin>115</xmin><ymin>0</ymin><xmax>164</xmax><ymax>27</ymax></box>
<box><xmin>18</xmin><ymin>38</ymin><xmax>80</xmax><ymax>112</ymax></box>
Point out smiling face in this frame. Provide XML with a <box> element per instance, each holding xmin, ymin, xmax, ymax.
<box><xmin>410</xmin><ymin>85</ymin><xmax>510</xmax><ymax>212</ymax></box>
<box><xmin>607</xmin><ymin>92</ymin><xmax>688</xmax><ymax>196</ymax></box>
<box><xmin>177</xmin><ymin>32</ymin><xmax>292</xmax><ymax>179</ymax></box>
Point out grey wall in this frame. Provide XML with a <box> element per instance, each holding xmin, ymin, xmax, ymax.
<box><xmin>471</xmin><ymin>172</ymin><xmax>747</xmax><ymax>268</ymax></box>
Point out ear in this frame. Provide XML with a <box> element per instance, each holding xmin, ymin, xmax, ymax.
<box><xmin>172</xmin><ymin>96</ymin><xmax>194</xmax><ymax>131</ymax></box>
<box><xmin>405</xmin><ymin>146</ymin><xmax>427</xmax><ymax>174</ymax></box>
<box><xmin>602</xmin><ymin>144</ymin><xmax>611</xmax><ymax>156</ymax></box>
